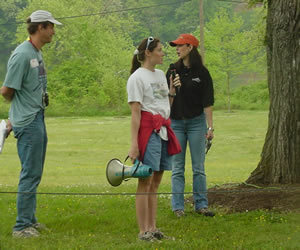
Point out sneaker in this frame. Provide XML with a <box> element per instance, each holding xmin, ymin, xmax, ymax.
<box><xmin>12</xmin><ymin>227</ymin><xmax>40</xmax><ymax>238</ymax></box>
<box><xmin>152</xmin><ymin>229</ymin><xmax>164</xmax><ymax>240</ymax></box>
<box><xmin>138</xmin><ymin>231</ymin><xmax>157</xmax><ymax>242</ymax></box>
<box><xmin>174</xmin><ymin>210</ymin><xmax>185</xmax><ymax>218</ymax></box>
<box><xmin>152</xmin><ymin>229</ymin><xmax>175</xmax><ymax>241</ymax></box>
<box><xmin>32</xmin><ymin>223</ymin><xmax>48</xmax><ymax>231</ymax></box>
<box><xmin>196</xmin><ymin>208</ymin><xmax>215</xmax><ymax>217</ymax></box>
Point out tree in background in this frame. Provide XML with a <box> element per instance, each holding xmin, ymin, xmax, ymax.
<box><xmin>242</xmin><ymin>6</ymin><xmax>267</xmax><ymax>81</ymax></box>
<box><xmin>246</xmin><ymin>0</ymin><xmax>300</xmax><ymax>184</ymax></box>
<box><xmin>1</xmin><ymin>0</ymin><xmax>270</xmax><ymax>116</ymax></box>
<box><xmin>203</xmin><ymin>8</ymin><xmax>266</xmax><ymax>112</ymax></box>
<box><xmin>120</xmin><ymin>0</ymin><xmax>232</xmax><ymax>44</ymax></box>
<box><xmin>15</xmin><ymin>0</ymin><xmax>135</xmax><ymax>115</ymax></box>
<box><xmin>0</xmin><ymin>0</ymin><xmax>27</xmax><ymax>80</ymax></box>
<box><xmin>0</xmin><ymin>0</ymin><xmax>263</xmax><ymax>81</ymax></box>
<box><xmin>120</xmin><ymin>0</ymin><xmax>184</xmax><ymax>43</ymax></box>
<box><xmin>174</xmin><ymin>0</ymin><xmax>232</xmax><ymax>35</ymax></box>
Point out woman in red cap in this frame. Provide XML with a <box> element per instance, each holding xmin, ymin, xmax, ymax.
<box><xmin>167</xmin><ymin>34</ymin><xmax>215</xmax><ymax>217</ymax></box>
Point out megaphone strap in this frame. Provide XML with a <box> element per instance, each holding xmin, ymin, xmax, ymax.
<box><xmin>124</xmin><ymin>155</ymin><xmax>130</xmax><ymax>162</ymax></box>
<box><xmin>122</xmin><ymin>155</ymin><xmax>129</xmax><ymax>181</ymax></box>
<box><xmin>123</xmin><ymin>155</ymin><xmax>141</xmax><ymax>178</ymax></box>
<box><xmin>122</xmin><ymin>155</ymin><xmax>129</xmax><ymax>180</ymax></box>
<box><xmin>131</xmin><ymin>160</ymin><xmax>141</xmax><ymax>177</ymax></box>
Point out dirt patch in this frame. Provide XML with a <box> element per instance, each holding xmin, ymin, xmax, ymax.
<box><xmin>186</xmin><ymin>183</ymin><xmax>300</xmax><ymax>213</ymax></box>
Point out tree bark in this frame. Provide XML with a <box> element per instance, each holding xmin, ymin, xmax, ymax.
<box><xmin>227</xmin><ymin>71</ymin><xmax>231</xmax><ymax>113</ymax></box>
<box><xmin>247</xmin><ymin>0</ymin><xmax>300</xmax><ymax>184</ymax></box>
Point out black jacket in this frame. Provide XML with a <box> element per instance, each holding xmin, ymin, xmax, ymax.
<box><xmin>166</xmin><ymin>63</ymin><xmax>214</xmax><ymax>120</ymax></box>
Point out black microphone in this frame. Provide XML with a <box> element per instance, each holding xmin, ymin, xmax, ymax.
<box><xmin>169</xmin><ymin>63</ymin><xmax>180</xmax><ymax>94</ymax></box>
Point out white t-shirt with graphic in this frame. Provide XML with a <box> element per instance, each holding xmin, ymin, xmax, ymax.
<box><xmin>127</xmin><ymin>67</ymin><xmax>170</xmax><ymax>140</ymax></box>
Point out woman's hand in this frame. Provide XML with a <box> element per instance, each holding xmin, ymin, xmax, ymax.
<box><xmin>204</xmin><ymin>106</ymin><xmax>214</xmax><ymax>140</ymax></box>
<box><xmin>169</xmin><ymin>74</ymin><xmax>181</xmax><ymax>95</ymax></box>
<box><xmin>206</xmin><ymin>129</ymin><xmax>214</xmax><ymax>140</ymax></box>
<box><xmin>128</xmin><ymin>145</ymin><xmax>140</xmax><ymax>164</ymax></box>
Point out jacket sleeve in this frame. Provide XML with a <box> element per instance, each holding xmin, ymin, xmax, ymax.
<box><xmin>201</xmin><ymin>67</ymin><xmax>214</xmax><ymax>107</ymax></box>
<box><xmin>166</xmin><ymin>68</ymin><xmax>171</xmax><ymax>89</ymax></box>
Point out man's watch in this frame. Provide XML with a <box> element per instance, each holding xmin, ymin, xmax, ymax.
<box><xmin>208</xmin><ymin>127</ymin><xmax>214</xmax><ymax>132</ymax></box>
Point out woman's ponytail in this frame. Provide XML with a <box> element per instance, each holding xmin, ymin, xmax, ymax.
<box><xmin>130</xmin><ymin>54</ymin><xmax>141</xmax><ymax>74</ymax></box>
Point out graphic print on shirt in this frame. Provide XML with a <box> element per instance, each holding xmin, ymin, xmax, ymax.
<box><xmin>192</xmin><ymin>77</ymin><xmax>201</xmax><ymax>83</ymax></box>
<box><xmin>150</xmin><ymin>82</ymin><xmax>168</xmax><ymax>99</ymax></box>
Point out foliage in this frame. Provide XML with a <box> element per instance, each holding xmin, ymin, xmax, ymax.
<box><xmin>14</xmin><ymin>0</ymin><xmax>135</xmax><ymax>116</ymax></box>
<box><xmin>202</xmin><ymin>7</ymin><xmax>266</xmax><ymax>112</ymax></box>
<box><xmin>248</xmin><ymin>0</ymin><xmax>267</xmax><ymax>7</ymax></box>
<box><xmin>0</xmin><ymin>0</ymin><xmax>27</xmax><ymax>50</ymax></box>
<box><xmin>0</xmin><ymin>0</ymin><xmax>27</xmax><ymax>80</ymax></box>
<box><xmin>0</xmin><ymin>0</ymin><xmax>269</xmax><ymax>115</ymax></box>
<box><xmin>213</xmin><ymin>80</ymin><xmax>269</xmax><ymax>110</ymax></box>
<box><xmin>231</xmin><ymin>80</ymin><xmax>269</xmax><ymax>110</ymax></box>
<box><xmin>174</xmin><ymin>0</ymin><xmax>233</xmax><ymax>35</ymax></box>
<box><xmin>118</xmin><ymin>0</ymin><xmax>234</xmax><ymax>45</ymax></box>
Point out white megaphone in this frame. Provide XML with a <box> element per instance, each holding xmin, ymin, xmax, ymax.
<box><xmin>106</xmin><ymin>158</ymin><xmax>153</xmax><ymax>187</ymax></box>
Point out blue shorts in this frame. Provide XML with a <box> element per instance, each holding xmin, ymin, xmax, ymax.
<box><xmin>143</xmin><ymin>132</ymin><xmax>172</xmax><ymax>172</ymax></box>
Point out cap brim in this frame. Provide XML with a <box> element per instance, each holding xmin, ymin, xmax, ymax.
<box><xmin>169</xmin><ymin>40</ymin><xmax>185</xmax><ymax>47</ymax></box>
<box><xmin>49</xmin><ymin>19</ymin><xmax>62</xmax><ymax>25</ymax></box>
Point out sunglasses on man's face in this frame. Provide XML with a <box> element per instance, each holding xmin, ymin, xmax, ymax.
<box><xmin>146</xmin><ymin>36</ymin><xmax>154</xmax><ymax>50</ymax></box>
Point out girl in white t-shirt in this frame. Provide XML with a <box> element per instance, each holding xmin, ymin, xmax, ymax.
<box><xmin>127</xmin><ymin>37</ymin><xmax>181</xmax><ymax>241</ymax></box>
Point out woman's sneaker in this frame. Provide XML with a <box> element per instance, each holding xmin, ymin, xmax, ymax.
<box><xmin>152</xmin><ymin>229</ymin><xmax>165</xmax><ymax>240</ymax></box>
<box><xmin>196</xmin><ymin>208</ymin><xmax>215</xmax><ymax>217</ymax></box>
<box><xmin>174</xmin><ymin>210</ymin><xmax>185</xmax><ymax>218</ymax></box>
<box><xmin>32</xmin><ymin>223</ymin><xmax>48</xmax><ymax>231</ymax></box>
<box><xmin>12</xmin><ymin>227</ymin><xmax>40</xmax><ymax>238</ymax></box>
<box><xmin>138</xmin><ymin>231</ymin><xmax>158</xmax><ymax>242</ymax></box>
<box><xmin>152</xmin><ymin>229</ymin><xmax>175</xmax><ymax>241</ymax></box>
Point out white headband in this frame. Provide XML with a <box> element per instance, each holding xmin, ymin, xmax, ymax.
<box><xmin>133</xmin><ymin>49</ymin><xmax>139</xmax><ymax>55</ymax></box>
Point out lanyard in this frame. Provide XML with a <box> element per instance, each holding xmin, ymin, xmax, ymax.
<box><xmin>29</xmin><ymin>38</ymin><xmax>39</xmax><ymax>51</ymax></box>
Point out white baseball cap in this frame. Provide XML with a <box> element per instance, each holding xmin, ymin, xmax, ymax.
<box><xmin>30</xmin><ymin>10</ymin><xmax>62</xmax><ymax>25</ymax></box>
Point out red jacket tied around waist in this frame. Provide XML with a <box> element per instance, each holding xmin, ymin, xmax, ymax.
<box><xmin>138</xmin><ymin>111</ymin><xmax>181</xmax><ymax>161</ymax></box>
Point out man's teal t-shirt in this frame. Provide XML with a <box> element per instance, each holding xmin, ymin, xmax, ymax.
<box><xmin>3</xmin><ymin>41</ymin><xmax>47</xmax><ymax>127</ymax></box>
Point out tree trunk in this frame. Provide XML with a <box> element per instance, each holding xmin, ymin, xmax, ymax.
<box><xmin>227</xmin><ymin>71</ymin><xmax>231</xmax><ymax>113</ymax></box>
<box><xmin>246</xmin><ymin>0</ymin><xmax>300</xmax><ymax>184</ymax></box>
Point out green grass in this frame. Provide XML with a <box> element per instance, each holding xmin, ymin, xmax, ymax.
<box><xmin>0</xmin><ymin>111</ymin><xmax>299</xmax><ymax>249</ymax></box>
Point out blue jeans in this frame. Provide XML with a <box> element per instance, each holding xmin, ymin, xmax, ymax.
<box><xmin>171</xmin><ymin>114</ymin><xmax>208</xmax><ymax>211</ymax></box>
<box><xmin>12</xmin><ymin>110</ymin><xmax>47</xmax><ymax>231</ymax></box>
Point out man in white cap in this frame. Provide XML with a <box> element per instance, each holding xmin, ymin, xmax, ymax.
<box><xmin>0</xmin><ymin>10</ymin><xmax>61</xmax><ymax>238</ymax></box>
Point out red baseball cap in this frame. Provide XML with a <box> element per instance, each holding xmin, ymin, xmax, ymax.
<box><xmin>169</xmin><ymin>34</ymin><xmax>199</xmax><ymax>47</ymax></box>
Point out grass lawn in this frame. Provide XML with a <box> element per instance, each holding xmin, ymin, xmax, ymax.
<box><xmin>0</xmin><ymin>110</ymin><xmax>299</xmax><ymax>249</ymax></box>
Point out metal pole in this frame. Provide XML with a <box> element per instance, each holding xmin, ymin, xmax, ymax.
<box><xmin>199</xmin><ymin>0</ymin><xmax>205</xmax><ymax>64</ymax></box>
